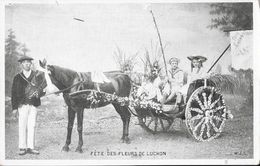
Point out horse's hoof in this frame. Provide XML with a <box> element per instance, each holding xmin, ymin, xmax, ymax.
<box><xmin>125</xmin><ymin>138</ymin><xmax>131</xmax><ymax>144</ymax></box>
<box><xmin>75</xmin><ymin>147</ymin><xmax>83</xmax><ymax>153</ymax></box>
<box><xmin>121</xmin><ymin>137</ymin><xmax>131</xmax><ymax>144</ymax></box>
<box><xmin>62</xmin><ymin>146</ymin><xmax>69</xmax><ymax>152</ymax></box>
<box><xmin>121</xmin><ymin>137</ymin><xmax>126</xmax><ymax>143</ymax></box>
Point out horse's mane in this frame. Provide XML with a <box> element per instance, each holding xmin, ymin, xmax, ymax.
<box><xmin>51</xmin><ymin>65</ymin><xmax>77</xmax><ymax>74</ymax></box>
<box><xmin>49</xmin><ymin>65</ymin><xmax>78</xmax><ymax>87</ymax></box>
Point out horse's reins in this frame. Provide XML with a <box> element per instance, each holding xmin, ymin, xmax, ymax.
<box><xmin>34</xmin><ymin>69</ymin><xmax>143</xmax><ymax>118</ymax></box>
<box><xmin>20</xmin><ymin>71</ymin><xmax>85</xmax><ymax>97</ymax></box>
<box><xmin>43</xmin><ymin>80</ymin><xmax>84</xmax><ymax>97</ymax></box>
<box><xmin>44</xmin><ymin>71</ymin><xmax>128</xmax><ymax>97</ymax></box>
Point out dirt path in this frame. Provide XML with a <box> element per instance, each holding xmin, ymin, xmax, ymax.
<box><xmin>5</xmin><ymin>95</ymin><xmax>253</xmax><ymax>160</ymax></box>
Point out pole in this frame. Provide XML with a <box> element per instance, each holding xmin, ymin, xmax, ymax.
<box><xmin>207</xmin><ymin>44</ymin><xmax>231</xmax><ymax>73</ymax></box>
<box><xmin>150</xmin><ymin>10</ymin><xmax>168</xmax><ymax>76</ymax></box>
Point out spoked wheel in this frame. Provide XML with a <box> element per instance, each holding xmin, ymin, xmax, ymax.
<box><xmin>137</xmin><ymin>109</ymin><xmax>174</xmax><ymax>134</ymax></box>
<box><xmin>185</xmin><ymin>86</ymin><xmax>228</xmax><ymax>141</ymax></box>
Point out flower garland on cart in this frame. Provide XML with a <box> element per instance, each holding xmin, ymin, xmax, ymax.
<box><xmin>69</xmin><ymin>86</ymin><xmax>233</xmax><ymax>142</ymax></box>
<box><xmin>69</xmin><ymin>88</ymin><xmax>163</xmax><ymax>113</ymax></box>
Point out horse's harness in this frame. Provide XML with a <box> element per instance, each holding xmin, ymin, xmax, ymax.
<box><xmin>45</xmin><ymin>80</ymin><xmax>85</xmax><ymax>96</ymax></box>
<box><xmin>21</xmin><ymin>71</ymin><xmax>85</xmax><ymax>97</ymax></box>
<box><xmin>22</xmin><ymin>70</ymin><xmax>148</xmax><ymax>118</ymax></box>
<box><xmin>76</xmin><ymin>72</ymin><xmax>86</xmax><ymax>91</ymax></box>
<box><xmin>43</xmin><ymin>71</ymin><xmax>107</xmax><ymax>96</ymax></box>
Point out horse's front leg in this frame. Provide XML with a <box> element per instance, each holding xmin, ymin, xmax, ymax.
<box><xmin>122</xmin><ymin>106</ymin><xmax>131</xmax><ymax>144</ymax></box>
<box><xmin>75</xmin><ymin>109</ymin><xmax>84</xmax><ymax>153</ymax></box>
<box><xmin>62</xmin><ymin>107</ymin><xmax>75</xmax><ymax>152</ymax></box>
<box><xmin>113</xmin><ymin>104</ymin><xmax>131</xmax><ymax>144</ymax></box>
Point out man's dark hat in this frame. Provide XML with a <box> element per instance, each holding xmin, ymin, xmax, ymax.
<box><xmin>18</xmin><ymin>55</ymin><xmax>34</xmax><ymax>62</ymax></box>
<box><xmin>187</xmin><ymin>55</ymin><xmax>207</xmax><ymax>63</ymax></box>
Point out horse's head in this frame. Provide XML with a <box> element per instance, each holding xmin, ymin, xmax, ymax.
<box><xmin>39</xmin><ymin>59</ymin><xmax>77</xmax><ymax>90</ymax></box>
<box><xmin>39</xmin><ymin>59</ymin><xmax>65</xmax><ymax>91</ymax></box>
<box><xmin>39</xmin><ymin>58</ymin><xmax>54</xmax><ymax>76</ymax></box>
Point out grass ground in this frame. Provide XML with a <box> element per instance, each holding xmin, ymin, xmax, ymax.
<box><xmin>5</xmin><ymin>93</ymin><xmax>253</xmax><ymax>160</ymax></box>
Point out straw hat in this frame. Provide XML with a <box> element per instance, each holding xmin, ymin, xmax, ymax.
<box><xmin>169</xmin><ymin>57</ymin><xmax>180</xmax><ymax>64</ymax></box>
<box><xmin>187</xmin><ymin>55</ymin><xmax>207</xmax><ymax>63</ymax></box>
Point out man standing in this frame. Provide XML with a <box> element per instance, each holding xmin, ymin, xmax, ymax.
<box><xmin>11</xmin><ymin>55</ymin><xmax>46</xmax><ymax>155</ymax></box>
<box><xmin>161</xmin><ymin>57</ymin><xmax>184</xmax><ymax>111</ymax></box>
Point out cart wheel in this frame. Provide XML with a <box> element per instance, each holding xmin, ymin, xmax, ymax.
<box><xmin>185</xmin><ymin>86</ymin><xmax>228</xmax><ymax>141</ymax></box>
<box><xmin>137</xmin><ymin>112</ymin><xmax>173</xmax><ymax>134</ymax></box>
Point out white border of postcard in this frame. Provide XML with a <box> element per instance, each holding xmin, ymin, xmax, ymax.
<box><xmin>0</xmin><ymin>0</ymin><xmax>259</xmax><ymax>165</ymax></box>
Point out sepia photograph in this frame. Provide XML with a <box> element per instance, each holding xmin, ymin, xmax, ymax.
<box><xmin>1</xmin><ymin>0</ymin><xmax>259</xmax><ymax>165</ymax></box>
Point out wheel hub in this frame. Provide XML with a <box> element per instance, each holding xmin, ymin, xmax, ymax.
<box><xmin>205</xmin><ymin>109</ymin><xmax>213</xmax><ymax>118</ymax></box>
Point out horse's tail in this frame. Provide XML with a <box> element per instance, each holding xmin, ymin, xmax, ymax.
<box><xmin>108</xmin><ymin>71</ymin><xmax>142</xmax><ymax>97</ymax></box>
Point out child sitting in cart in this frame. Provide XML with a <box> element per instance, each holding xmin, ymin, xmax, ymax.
<box><xmin>179</xmin><ymin>55</ymin><xmax>210</xmax><ymax>95</ymax></box>
<box><xmin>136</xmin><ymin>62</ymin><xmax>164</xmax><ymax>102</ymax></box>
<box><xmin>160</xmin><ymin>57</ymin><xmax>185</xmax><ymax>112</ymax></box>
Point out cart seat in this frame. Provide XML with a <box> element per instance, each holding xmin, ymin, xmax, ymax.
<box><xmin>162</xmin><ymin>104</ymin><xmax>179</xmax><ymax>113</ymax></box>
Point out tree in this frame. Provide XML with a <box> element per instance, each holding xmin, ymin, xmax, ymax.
<box><xmin>20</xmin><ymin>43</ymin><xmax>30</xmax><ymax>56</ymax></box>
<box><xmin>5</xmin><ymin>29</ymin><xmax>20</xmax><ymax>56</ymax></box>
<box><xmin>5</xmin><ymin>29</ymin><xmax>21</xmax><ymax>96</ymax></box>
<box><xmin>208</xmin><ymin>3</ymin><xmax>253</xmax><ymax>31</ymax></box>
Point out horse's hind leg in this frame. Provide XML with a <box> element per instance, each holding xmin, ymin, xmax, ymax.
<box><xmin>62</xmin><ymin>107</ymin><xmax>76</xmax><ymax>152</ymax></box>
<box><xmin>113</xmin><ymin>104</ymin><xmax>131</xmax><ymax>144</ymax></box>
<box><xmin>75</xmin><ymin>109</ymin><xmax>84</xmax><ymax>153</ymax></box>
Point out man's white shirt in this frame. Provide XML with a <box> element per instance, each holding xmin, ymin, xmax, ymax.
<box><xmin>22</xmin><ymin>70</ymin><xmax>32</xmax><ymax>78</ymax></box>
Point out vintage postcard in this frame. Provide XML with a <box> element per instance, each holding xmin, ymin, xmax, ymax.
<box><xmin>0</xmin><ymin>0</ymin><xmax>259</xmax><ymax>165</ymax></box>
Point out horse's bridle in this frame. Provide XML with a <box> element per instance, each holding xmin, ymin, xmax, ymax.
<box><xmin>44</xmin><ymin>80</ymin><xmax>84</xmax><ymax>96</ymax></box>
<box><xmin>41</xmin><ymin>65</ymin><xmax>85</xmax><ymax>97</ymax></box>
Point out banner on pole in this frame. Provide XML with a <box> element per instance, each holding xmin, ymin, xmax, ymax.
<box><xmin>230</xmin><ymin>30</ymin><xmax>253</xmax><ymax>70</ymax></box>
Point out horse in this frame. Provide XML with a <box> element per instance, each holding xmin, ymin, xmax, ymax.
<box><xmin>39</xmin><ymin>59</ymin><xmax>132</xmax><ymax>153</ymax></box>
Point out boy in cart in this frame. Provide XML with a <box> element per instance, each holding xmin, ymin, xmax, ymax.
<box><xmin>160</xmin><ymin>57</ymin><xmax>184</xmax><ymax>112</ymax></box>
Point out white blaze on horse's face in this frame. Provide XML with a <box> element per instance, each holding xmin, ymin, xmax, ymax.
<box><xmin>40</xmin><ymin>60</ymin><xmax>57</xmax><ymax>94</ymax></box>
